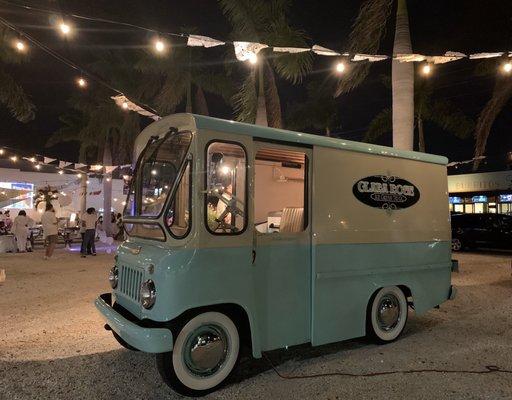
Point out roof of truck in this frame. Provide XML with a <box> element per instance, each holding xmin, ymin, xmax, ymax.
<box><xmin>138</xmin><ymin>113</ymin><xmax>448</xmax><ymax>166</ymax></box>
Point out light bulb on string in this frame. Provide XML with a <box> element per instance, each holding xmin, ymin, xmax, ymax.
<box><xmin>122</xmin><ymin>101</ymin><xmax>129</xmax><ymax>110</ymax></box>
<box><xmin>153</xmin><ymin>39</ymin><xmax>166</xmax><ymax>54</ymax></box>
<box><xmin>76</xmin><ymin>173</ymin><xmax>82</xmax><ymax>178</ymax></box>
<box><xmin>58</xmin><ymin>170</ymin><xmax>64</xmax><ymax>175</ymax></box>
<box><xmin>86</xmin><ymin>180</ymin><xmax>90</xmax><ymax>184</ymax></box>
<box><xmin>29</xmin><ymin>157</ymin><xmax>36</xmax><ymax>163</ymax></box>
<box><xmin>35</xmin><ymin>164</ymin><xmax>41</xmax><ymax>170</ymax></box>
<box><xmin>59</xmin><ymin>22</ymin><xmax>71</xmax><ymax>35</ymax></box>
<box><xmin>77</xmin><ymin>77</ymin><xmax>87</xmax><ymax>88</ymax></box>
<box><xmin>502</xmin><ymin>62</ymin><xmax>512</xmax><ymax>74</ymax></box>
<box><xmin>14</xmin><ymin>40</ymin><xmax>26</xmax><ymax>53</ymax></box>
<box><xmin>335</xmin><ymin>61</ymin><xmax>346</xmax><ymax>74</ymax></box>
<box><xmin>0</xmin><ymin>149</ymin><xmax>4</xmax><ymax>155</ymax></box>
<box><xmin>421</xmin><ymin>63</ymin><xmax>432</xmax><ymax>76</ymax></box>
<box><xmin>10</xmin><ymin>156</ymin><xmax>17</xmax><ymax>162</ymax></box>
<box><xmin>248</xmin><ymin>53</ymin><xmax>258</xmax><ymax>65</ymax></box>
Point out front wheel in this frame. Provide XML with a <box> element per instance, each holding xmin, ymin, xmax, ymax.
<box><xmin>367</xmin><ymin>286</ymin><xmax>408</xmax><ymax>343</ymax></box>
<box><xmin>156</xmin><ymin>311</ymin><xmax>240</xmax><ymax>397</ymax></box>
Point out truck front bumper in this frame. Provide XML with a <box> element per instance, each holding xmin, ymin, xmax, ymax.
<box><xmin>95</xmin><ymin>293</ymin><xmax>173</xmax><ymax>353</ymax></box>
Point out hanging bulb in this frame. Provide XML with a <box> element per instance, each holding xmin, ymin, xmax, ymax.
<box><xmin>15</xmin><ymin>40</ymin><xmax>26</xmax><ymax>52</ymax></box>
<box><xmin>10</xmin><ymin>156</ymin><xmax>17</xmax><ymax>162</ymax></box>
<box><xmin>59</xmin><ymin>22</ymin><xmax>71</xmax><ymax>35</ymax></box>
<box><xmin>58</xmin><ymin>170</ymin><xmax>64</xmax><ymax>175</ymax></box>
<box><xmin>77</xmin><ymin>77</ymin><xmax>87</xmax><ymax>88</ymax></box>
<box><xmin>502</xmin><ymin>62</ymin><xmax>512</xmax><ymax>74</ymax></box>
<box><xmin>335</xmin><ymin>61</ymin><xmax>346</xmax><ymax>74</ymax></box>
<box><xmin>421</xmin><ymin>63</ymin><xmax>432</xmax><ymax>76</ymax></box>
<box><xmin>35</xmin><ymin>164</ymin><xmax>41</xmax><ymax>170</ymax></box>
<box><xmin>248</xmin><ymin>53</ymin><xmax>258</xmax><ymax>65</ymax></box>
<box><xmin>122</xmin><ymin>101</ymin><xmax>129</xmax><ymax>110</ymax></box>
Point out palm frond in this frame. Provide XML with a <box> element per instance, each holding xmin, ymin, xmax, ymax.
<box><xmin>218</xmin><ymin>0</ymin><xmax>266</xmax><ymax>39</ymax></box>
<box><xmin>0</xmin><ymin>67</ymin><xmax>35</xmax><ymax>122</ymax></box>
<box><xmin>335</xmin><ymin>0</ymin><xmax>394</xmax><ymax>96</ymax></box>
<box><xmin>473</xmin><ymin>79</ymin><xmax>512</xmax><ymax>170</ymax></box>
<box><xmin>232</xmin><ymin>71</ymin><xmax>257</xmax><ymax>123</ymax></box>
<box><xmin>192</xmin><ymin>71</ymin><xmax>234</xmax><ymax>103</ymax></box>
<box><xmin>427</xmin><ymin>100</ymin><xmax>474</xmax><ymax>140</ymax></box>
<box><xmin>364</xmin><ymin>107</ymin><xmax>392</xmax><ymax>142</ymax></box>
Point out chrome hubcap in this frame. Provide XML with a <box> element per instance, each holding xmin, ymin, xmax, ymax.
<box><xmin>452</xmin><ymin>239</ymin><xmax>461</xmax><ymax>251</ymax></box>
<box><xmin>377</xmin><ymin>294</ymin><xmax>400</xmax><ymax>331</ymax></box>
<box><xmin>183</xmin><ymin>325</ymin><xmax>228</xmax><ymax>377</ymax></box>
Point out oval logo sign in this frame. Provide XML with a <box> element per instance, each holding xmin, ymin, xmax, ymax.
<box><xmin>352</xmin><ymin>175</ymin><xmax>420</xmax><ymax>210</ymax></box>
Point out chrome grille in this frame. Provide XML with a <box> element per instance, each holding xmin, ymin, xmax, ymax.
<box><xmin>119</xmin><ymin>265</ymin><xmax>143</xmax><ymax>302</ymax></box>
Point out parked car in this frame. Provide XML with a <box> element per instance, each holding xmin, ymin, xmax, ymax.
<box><xmin>451</xmin><ymin>213</ymin><xmax>512</xmax><ymax>251</ymax></box>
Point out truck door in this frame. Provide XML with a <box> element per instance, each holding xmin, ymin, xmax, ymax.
<box><xmin>252</xmin><ymin>141</ymin><xmax>312</xmax><ymax>350</ymax></box>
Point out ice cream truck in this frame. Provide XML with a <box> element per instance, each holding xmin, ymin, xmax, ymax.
<box><xmin>95</xmin><ymin>113</ymin><xmax>455</xmax><ymax>396</ymax></box>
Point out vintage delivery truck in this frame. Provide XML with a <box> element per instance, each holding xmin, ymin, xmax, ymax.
<box><xmin>95</xmin><ymin>113</ymin><xmax>455</xmax><ymax>396</ymax></box>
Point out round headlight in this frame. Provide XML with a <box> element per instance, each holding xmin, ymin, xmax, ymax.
<box><xmin>108</xmin><ymin>266</ymin><xmax>118</xmax><ymax>289</ymax></box>
<box><xmin>140</xmin><ymin>280</ymin><xmax>156</xmax><ymax>309</ymax></box>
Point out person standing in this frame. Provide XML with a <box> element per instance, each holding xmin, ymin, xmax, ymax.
<box><xmin>12</xmin><ymin>210</ymin><xmax>34</xmax><ymax>252</ymax></box>
<box><xmin>4</xmin><ymin>210</ymin><xmax>12</xmax><ymax>231</ymax></box>
<box><xmin>41</xmin><ymin>203</ymin><xmax>58</xmax><ymax>259</ymax></box>
<box><xmin>80</xmin><ymin>207</ymin><xmax>97</xmax><ymax>258</ymax></box>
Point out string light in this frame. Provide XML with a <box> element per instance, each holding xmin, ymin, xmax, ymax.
<box><xmin>154</xmin><ymin>39</ymin><xmax>166</xmax><ymax>53</ymax></box>
<box><xmin>0</xmin><ymin>149</ymin><xmax>4</xmax><ymax>155</ymax></box>
<box><xmin>76</xmin><ymin>173</ymin><xmax>82</xmax><ymax>178</ymax></box>
<box><xmin>86</xmin><ymin>180</ymin><xmax>90</xmax><ymax>184</ymax></box>
<box><xmin>35</xmin><ymin>164</ymin><xmax>41</xmax><ymax>170</ymax></box>
<box><xmin>106</xmin><ymin>177</ymin><xmax>111</xmax><ymax>182</ymax></box>
<box><xmin>421</xmin><ymin>63</ymin><xmax>432</xmax><ymax>76</ymax></box>
<box><xmin>248</xmin><ymin>53</ymin><xmax>258</xmax><ymax>65</ymax></box>
<box><xmin>77</xmin><ymin>77</ymin><xmax>87</xmax><ymax>88</ymax></box>
<box><xmin>59</xmin><ymin>22</ymin><xmax>71</xmax><ymax>35</ymax></box>
<box><xmin>29</xmin><ymin>157</ymin><xmax>36</xmax><ymax>163</ymax></box>
<box><xmin>502</xmin><ymin>62</ymin><xmax>512</xmax><ymax>74</ymax></box>
<box><xmin>14</xmin><ymin>40</ymin><xmax>26</xmax><ymax>52</ymax></box>
<box><xmin>58</xmin><ymin>170</ymin><xmax>64</xmax><ymax>174</ymax></box>
<box><xmin>335</xmin><ymin>61</ymin><xmax>346</xmax><ymax>74</ymax></box>
<box><xmin>9</xmin><ymin>156</ymin><xmax>17</xmax><ymax>162</ymax></box>
<box><xmin>122</xmin><ymin>101</ymin><xmax>129</xmax><ymax>110</ymax></box>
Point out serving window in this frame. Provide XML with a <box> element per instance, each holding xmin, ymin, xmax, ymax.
<box><xmin>205</xmin><ymin>142</ymin><xmax>247</xmax><ymax>235</ymax></box>
<box><xmin>254</xmin><ymin>147</ymin><xmax>307</xmax><ymax>234</ymax></box>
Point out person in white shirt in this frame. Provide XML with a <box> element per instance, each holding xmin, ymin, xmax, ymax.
<box><xmin>80</xmin><ymin>207</ymin><xmax>97</xmax><ymax>257</ymax></box>
<box><xmin>41</xmin><ymin>204</ymin><xmax>58</xmax><ymax>259</ymax></box>
<box><xmin>12</xmin><ymin>210</ymin><xmax>34</xmax><ymax>252</ymax></box>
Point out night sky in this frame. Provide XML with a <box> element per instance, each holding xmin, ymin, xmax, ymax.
<box><xmin>1</xmin><ymin>0</ymin><xmax>511</xmax><ymax>172</ymax></box>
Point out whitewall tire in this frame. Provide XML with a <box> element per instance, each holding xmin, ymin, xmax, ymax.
<box><xmin>367</xmin><ymin>286</ymin><xmax>408</xmax><ymax>343</ymax></box>
<box><xmin>157</xmin><ymin>311</ymin><xmax>240</xmax><ymax>396</ymax></box>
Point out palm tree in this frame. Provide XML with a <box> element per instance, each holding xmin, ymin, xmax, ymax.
<box><xmin>472</xmin><ymin>61</ymin><xmax>512</xmax><ymax>170</ymax></box>
<box><xmin>335</xmin><ymin>0</ymin><xmax>414</xmax><ymax>150</ymax></box>
<box><xmin>137</xmin><ymin>34</ymin><xmax>233</xmax><ymax>116</ymax></box>
<box><xmin>365</xmin><ymin>76</ymin><xmax>474</xmax><ymax>151</ymax></box>
<box><xmin>286</xmin><ymin>80</ymin><xmax>341</xmax><ymax>136</ymax></box>
<box><xmin>219</xmin><ymin>0</ymin><xmax>313</xmax><ymax>128</ymax></box>
<box><xmin>47</xmin><ymin>52</ymin><xmax>142</xmax><ymax>235</ymax></box>
<box><xmin>0</xmin><ymin>27</ymin><xmax>35</xmax><ymax>122</ymax></box>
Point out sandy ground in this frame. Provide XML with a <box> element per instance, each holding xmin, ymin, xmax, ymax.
<box><xmin>0</xmin><ymin>247</ymin><xmax>512</xmax><ymax>399</ymax></box>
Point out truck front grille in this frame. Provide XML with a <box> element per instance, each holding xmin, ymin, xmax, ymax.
<box><xmin>119</xmin><ymin>265</ymin><xmax>143</xmax><ymax>302</ymax></box>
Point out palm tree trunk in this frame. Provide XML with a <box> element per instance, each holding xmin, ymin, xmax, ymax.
<box><xmin>255</xmin><ymin>64</ymin><xmax>268</xmax><ymax>126</ymax></box>
<box><xmin>103</xmin><ymin>138</ymin><xmax>113</xmax><ymax>236</ymax></box>
<box><xmin>417</xmin><ymin>116</ymin><xmax>425</xmax><ymax>152</ymax></box>
<box><xmin>392</xmin><ymin>0</ymin><xmax>414</xmax><ymax>150</ymax></box>
<box><xmin>263</xmin><ymin>62</ymin><xmax>283</xmax><ymax>128</ymax></box>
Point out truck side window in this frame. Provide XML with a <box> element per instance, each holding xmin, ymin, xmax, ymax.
<box><xmin>254</xmin><ymin>147</ymin><xmax>307</xmax><ymax>234</ymax></box>
<box><xmin>165</xmin><ymin>162</ymin><xmax>191</xmax><ymax>238</ymax></box>
<box><xmin>205</xmin><ymin>142</ymin><xmax>247</xmax><ymax>234</ymax></box>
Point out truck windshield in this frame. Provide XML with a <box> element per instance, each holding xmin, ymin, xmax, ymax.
<box><xmin>124</xmin><ymin>131</ymin><xmax>192</xmax><ymax>218</ymax></box>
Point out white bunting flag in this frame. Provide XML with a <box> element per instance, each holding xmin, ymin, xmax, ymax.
<box><xmin>111</xmin><ymin>95</ymin><xmax>161</xmax><ymax>121</ymax></box>
<box><xmin>352</xmin><ymin>53</ymin><xmax>389</xmax><ymax>62</ymax></box>
<box><xmin>469</xmin><ymin>52</ymin><xmax>504</xmax><ymax>59</ymax></box>
<box><xmin>43</xmin><ymin>157</ymin><xmax>56</xmax><ymax>164</ymax></box>
<box><xmin>395</xmin><ymin>53</ymin><xmax>427</xmax><ymax>63</ymax></box>
<box><xmin>312</xmin><ymin>45</ymin><xmax>340</xmax><ymax>56</ymax></box>
<box><xmin>59</xmin><ymin>161</ymin><xmax>72</xmax><ymax>168</ymax></box>
<box><xmin>75</xmin><ymin>163</ymin><xmax>86</xmax><ymax>169</ymax></box>
<box><xmin>187</xmin><ymin>35</ymin><xmax>225</xmax><ymax>48</ymax></box>
<box><xmin>272</xmin><ymin>46</ymin><xmax>310</xmax><ymax>54</ymax></box>
<box><xmin>427</xmin><ymin>51</ymin><xmax>466</xmax><ymax>64</ymax></box>
<box><xmin>105</xmin><ymin>166</ymin><xmax>118</xmax><ymax>174</ymax></box>
<box><xmin>90</xmin><ymin>165</ymin><xmax>103</xmax><ymax>172</ymax></box>
<box><xmin>233</xmin><ymin>41</ymin><xmax>268</xmax><ymax>61</ymax></box>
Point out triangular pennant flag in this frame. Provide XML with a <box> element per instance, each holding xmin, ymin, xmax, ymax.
<box><xmin>187</xmin><ymin>35</ymin><xmax>225</xmax><ymax>48</ymax></box>
<box><xmin>312</xmin><ymin>45</ymin><xmax>340</xmax><ymax>56</ymax></box>
<box><xmin>59</xmin><ymin>161</ymin><xmax>72</xmax><ymax>168</ymax></box>
<box><xmin>110</xmin><ymin>95</ymin><xmax>161</xmax><ymax>121</ymax></box>
<box><xmin>233</xmin><ymin>41</ymin><xmax>268</xmax><ymax>61</ymax></box>
<box><xmin>352</xmin><ymin>54</ymin><xmax>389</xmax><ymax>62</ymax></box>
<box><xmin>273</xmin><ymin>46</ymin><xmax>310</xmax><ymax>54</ymax></box>
<box><xmin>395</xmin><ymin>53</ymin><xmax>427</xmax><ymax>63</ymax></box>
<box><xmin>105</xmin><ymin>166</ymin><xmax>118</xmax><ymax>174</ymax></box>
<box><xmin>43</xmin><ymin>157</ymin><xmax>57</xmax><ymax>164</ymax></box>
<box><xmin>75</xmin><ymin>163</ymin><xmax>86</xmax><ymax>169</ymax></box>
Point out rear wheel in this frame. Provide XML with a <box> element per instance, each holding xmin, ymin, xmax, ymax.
<box><xmin>452</xmin><ymin>237</ymin><xmax>463</xmax><ymax>251</ymax></box>
<box><xmin>156</xmin><ymin>311</ymin><xmax>240</xmax><ymax>397</ymax></box>
<box><xmin>367</xmin><ymin>286</ymin><xmax>408</xmax><ymax>343</ymax></box>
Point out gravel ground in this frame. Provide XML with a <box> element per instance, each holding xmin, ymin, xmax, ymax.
<box><xmin>1</xmin><ymin>247</ymin><xmax>512</xmax><ymax>399</ymax></box>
